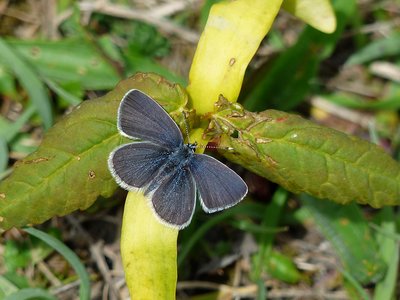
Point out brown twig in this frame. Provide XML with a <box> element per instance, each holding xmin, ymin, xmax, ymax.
<box><xmin>90</xmin><ymin>241</ymin><xmax>120</xmax><ymax>299</ymax></box>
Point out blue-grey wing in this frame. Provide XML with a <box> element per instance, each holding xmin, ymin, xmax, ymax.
<box><xmin>108</xmin><ymin>142</ymin><xmax>170</xmax><ymax>191</ymax></box>
<box><xmin>189</xmin><ymin>154</ymin><xmax>248</xmax><ymax>213</ymax></box>
<box><xmin>148</xmin><ymin>167</ymin><xmax>196</xmax><ymax>229</ymax></box>
<box><xmin>117</xmin><ymin>89</ymin><xmax>183</xmax><ymax>149</ymax></box>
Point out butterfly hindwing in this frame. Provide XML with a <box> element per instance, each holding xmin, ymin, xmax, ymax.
<box><xmin>149</xmin><ymin>166</ymin><xmax>196</xmax><ymax>229</ymax></box>
<box><xmin>189</xmin><ymin>154</ymin><xmax>248</xmax><ymax>213</ymax></box>
<box><xmin>118</xmin><ymin>89</ymin><xmax>183</xmax><ymax>149</ymax></box>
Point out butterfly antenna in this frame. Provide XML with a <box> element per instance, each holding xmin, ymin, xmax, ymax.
<box><xmin>206</xmin><ymin>144</ymin><xmax>234</xmax><ymax>151</ymax></box>
<box><xmin>194</xmin><ymin>142</ymin><xmax>234</xmax><ymax>152</ymax></box>
<box><xmin>181</xmin><ymin>111</ymin><xmax>191</xmax><ymax>143</ymax></box>
<box><xmin>180</xmin><ymin>111</ymin><xmax>234</xmax><ymax>151</ymax></box>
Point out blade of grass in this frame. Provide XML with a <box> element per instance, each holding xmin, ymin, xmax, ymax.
<box><xmin>178</xmin><ymin>203</ymin><xmax>266</xmax><ymax>266</ymax></box>
<box><xmin>346</xmin><ymin>32</ymin><xmax>400</xmax><ymax>65</ymax></box>
<box><xmin>0</xmin><ymin>138</ymin><xmax>8</xmax><ymax>173</ymax></box>
<box><xmin>23</xmin><ymin>227</ymin><xmax>90</xmax><ymax>300</ymax></box>
<box><xmin>369</xmin><ymin>223</ymin><xmax>400</xmax><ymax>241</ymax></box>
<box><xmin>0</xmin><ymin>168</ymin><xmax>13</xmax><ymax>181</ymax></box>
<box><xmin>252</xmin><ymin>188</ymin><xmax>288</xmax><ymax>281</ymax></box>
<box><xmin>0</xmin><ymin>276</ymin><xmax>18</xmax><ymax>296</ymax></box>
<box><xmin>42</xmin><ymin>77</ymin><xmax>81</xmax><ymax>106</ymax></box>
<box><xmin>0</xmin><ymin>38</ymin><xmax>52</xmax><ymax>129</ymax></box>
<box><xmin>256</xmin><ymin>278</ymin><xmax>266</xmax><ymax>300</ymax></box>
<box><xmin>4</xmin><ymin>288</ymin><xmax>57</xmax><ymax>300</ymax></box>
<box><xmin>342</xmin><ymin>269</ymin><xmax>371</xmax><ymax>300</ymax></box>
<box><xmin>243</xmin><ymin>0</ymin><xmax>355</xmax><ymax>111</ymax></box>
<box><xmin>229</xmin><ymin>219</ymin><xmax>287</xmax><ymax>234</ymax></box>
<box><xmin>301</xmin><ymin>195</ymin><xmax>386</xmax><ymax>284</ymax></box>
<box><xmin>373</xmin><ymin>208</ymin><xmax>399</xmax><ymax>300</ymax></box>
<box><xmin>0</xmin><ymin>105</ymin><xmax>36</xmax><ymax>143</ymax></box>
<box><xmin>324</xmin><ymin>93</ymin><xmax>400</xmax><ymax>111</ymax></box>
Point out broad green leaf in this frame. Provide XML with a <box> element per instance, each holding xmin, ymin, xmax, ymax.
<box><xmin>301</xmin><ymin>196</ymin><xmax>386</xmax><ymax>284</ymax></box>
<box><xmin>0</xmin><ymin>73</ymin><xmax>188</xmax><ymax>230</ymax></box>
<box><xmin>282</xmin><ymin>0</ymin><xmax>336</xmax><ymax>33</ymax></box>
<box><xmin>0</xmin><ymin>38</ymin><xmax>53</xmax><ymax>129</ymax></box>
<box><xmin>7</xmin><ymin>38</ymin><xmax>121</xmax><ymax>90</ymax></box>
<box><xmin>212</xmin><ymin>101</ymin><xmax>400</xmax><ymax>207</ymax></box>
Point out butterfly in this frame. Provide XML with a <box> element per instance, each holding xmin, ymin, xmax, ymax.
<box><xmin>108</xmin><ymin>89</ymin><xmax>248</xmax><ymax>229</ymax></box>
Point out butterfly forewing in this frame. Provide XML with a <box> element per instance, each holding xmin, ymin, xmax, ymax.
<box><xmin>150</xmin><ymin>167</ymin><xmax>196</xmax><ymax>229</ymax></box>
<box><xmin>108</xmin><ymin>142</ymin><xmax>170</xmax><ymax>190</ymax></box>
<box><xmin>189</xmin><ymin>154</ymin><xmax>248</xmax><ymax>213</ymax></box>
<box><xmin>118</xmin><ymin>89</ymin><xmax>183</xmax><ymax>149</ymax></box>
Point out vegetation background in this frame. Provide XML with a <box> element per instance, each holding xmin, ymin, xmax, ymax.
<box><xmin>0</xmin><ymin>0</ymin><xmax>399</xmax><ymax>299</ymax></box>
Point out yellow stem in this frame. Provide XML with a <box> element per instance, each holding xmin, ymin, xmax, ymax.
<box><xmin>187</xmin><ymin>0</ymin><xmax>283</xmax><ymax>115</ymax></box>
<box><xmin>121</xmin><ymin>191</ymin><xmax>178</xmax><ymax>299</ymax></box>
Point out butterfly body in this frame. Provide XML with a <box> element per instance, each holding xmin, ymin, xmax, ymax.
<box><xmin>108</xmin><ymin>89</ymin><xmax>248</xmax><ymax>229</ymax></box>
<box><xmin>145</xmin><ymin>143</ymin><xmax>194</xmax><ymax>196</ymax></box>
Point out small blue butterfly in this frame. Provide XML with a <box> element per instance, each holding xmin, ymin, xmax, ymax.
<box><xmin>108</xmin><ymin>89</ymin><xmax>248</xmax><ymax>229</ymax></box>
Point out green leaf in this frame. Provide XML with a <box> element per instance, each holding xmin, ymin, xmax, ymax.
<box><xmin>0</xmin><ymin>106</ymin><xmax>36</xmax><ymax>143</ymax></box>
<box><xmin>43</xmin><ymin>77</ymin><xmax>81</xmax><ymax>106</ymax></box>
<box><xmin>244</xmin><ymin>0</ymin><xmax>356</xmax><ymax>111</ymax></box>
<box><xmin>252</xmin><ymin>188</ymin><xmax>288</xmax><ymax>279</ymax></box>
<box><xmin>262</xmin><ymin>250</ymin><xmax>301</xmax><ymax>284</ymax></box>
<box><xmin>7</xmin><ymin>38</ymin><xmax>121</xmax><ymax>90</ymax></box>
<box><xmin>23</xmin><ymin>227</ymin><xmax>88</xmax><ymax>300</ymax></box>
<box><xmin>322</xmin><ymin>91</ymin><xmax>400</xmax><ymax>111</ymax></box>
<box><xmin>0</xmin><ymin>73</ymin><xmax>188</xmax><ymax>230</ymax></box>
<box><xmin>0</xmin><ymin>276</ymin><xmax>18</xmax><ymax>298</ymax></box>
<box><xmin>346</xmin><ymin>32</ymin><xmax>400</xmax><ymax>65</ymax></box>
<box><xmin>301</xmin><ymin>195</ymin><xmax>386</xmax><ymax>284</ymax></box>
<box><xmin>178</xmin><ymin>203</ymin><xmax>266</xmax><ymax>266</ymax></box>
<box><xmin>124</xmin><ymin>50</ymin><xmax>186</xmax><ymax>86</ymax></box>
<box><xmin>4</xmin><ymin>240</ymin><xmax>31</xmax><ymax>272</ymax></box>
<box><xmin>373</xmin><ymin>208</ymin><xmax>399</xmax><ymax>300</ymax></box>
<box><xmin>213</xmin><ymin>102</ymin><xmax>400</xmax><ymax>207</ymax></box>
<box><xmin>342</xmin><ymin>269</ymin><xmax>372</xmax><ymax>300</ymax></box>
<box><xmin>0</xmin><ymin>65</ymin><xmax>17</xmax><ymax>98</ymax></box>
<box><xmin>0</xmin><ymin>38</ymin><xmax>53</xmax><ymax>129</ymax></box>
<box><xmin>4</xmin><ymin>288</ymin><xmax>57</xmax><ymax>300</ymax></box>
<box><xmin>0</xmin><ymin>138</ymin><xmax>8</xmax><ymax>172</ymax></box>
